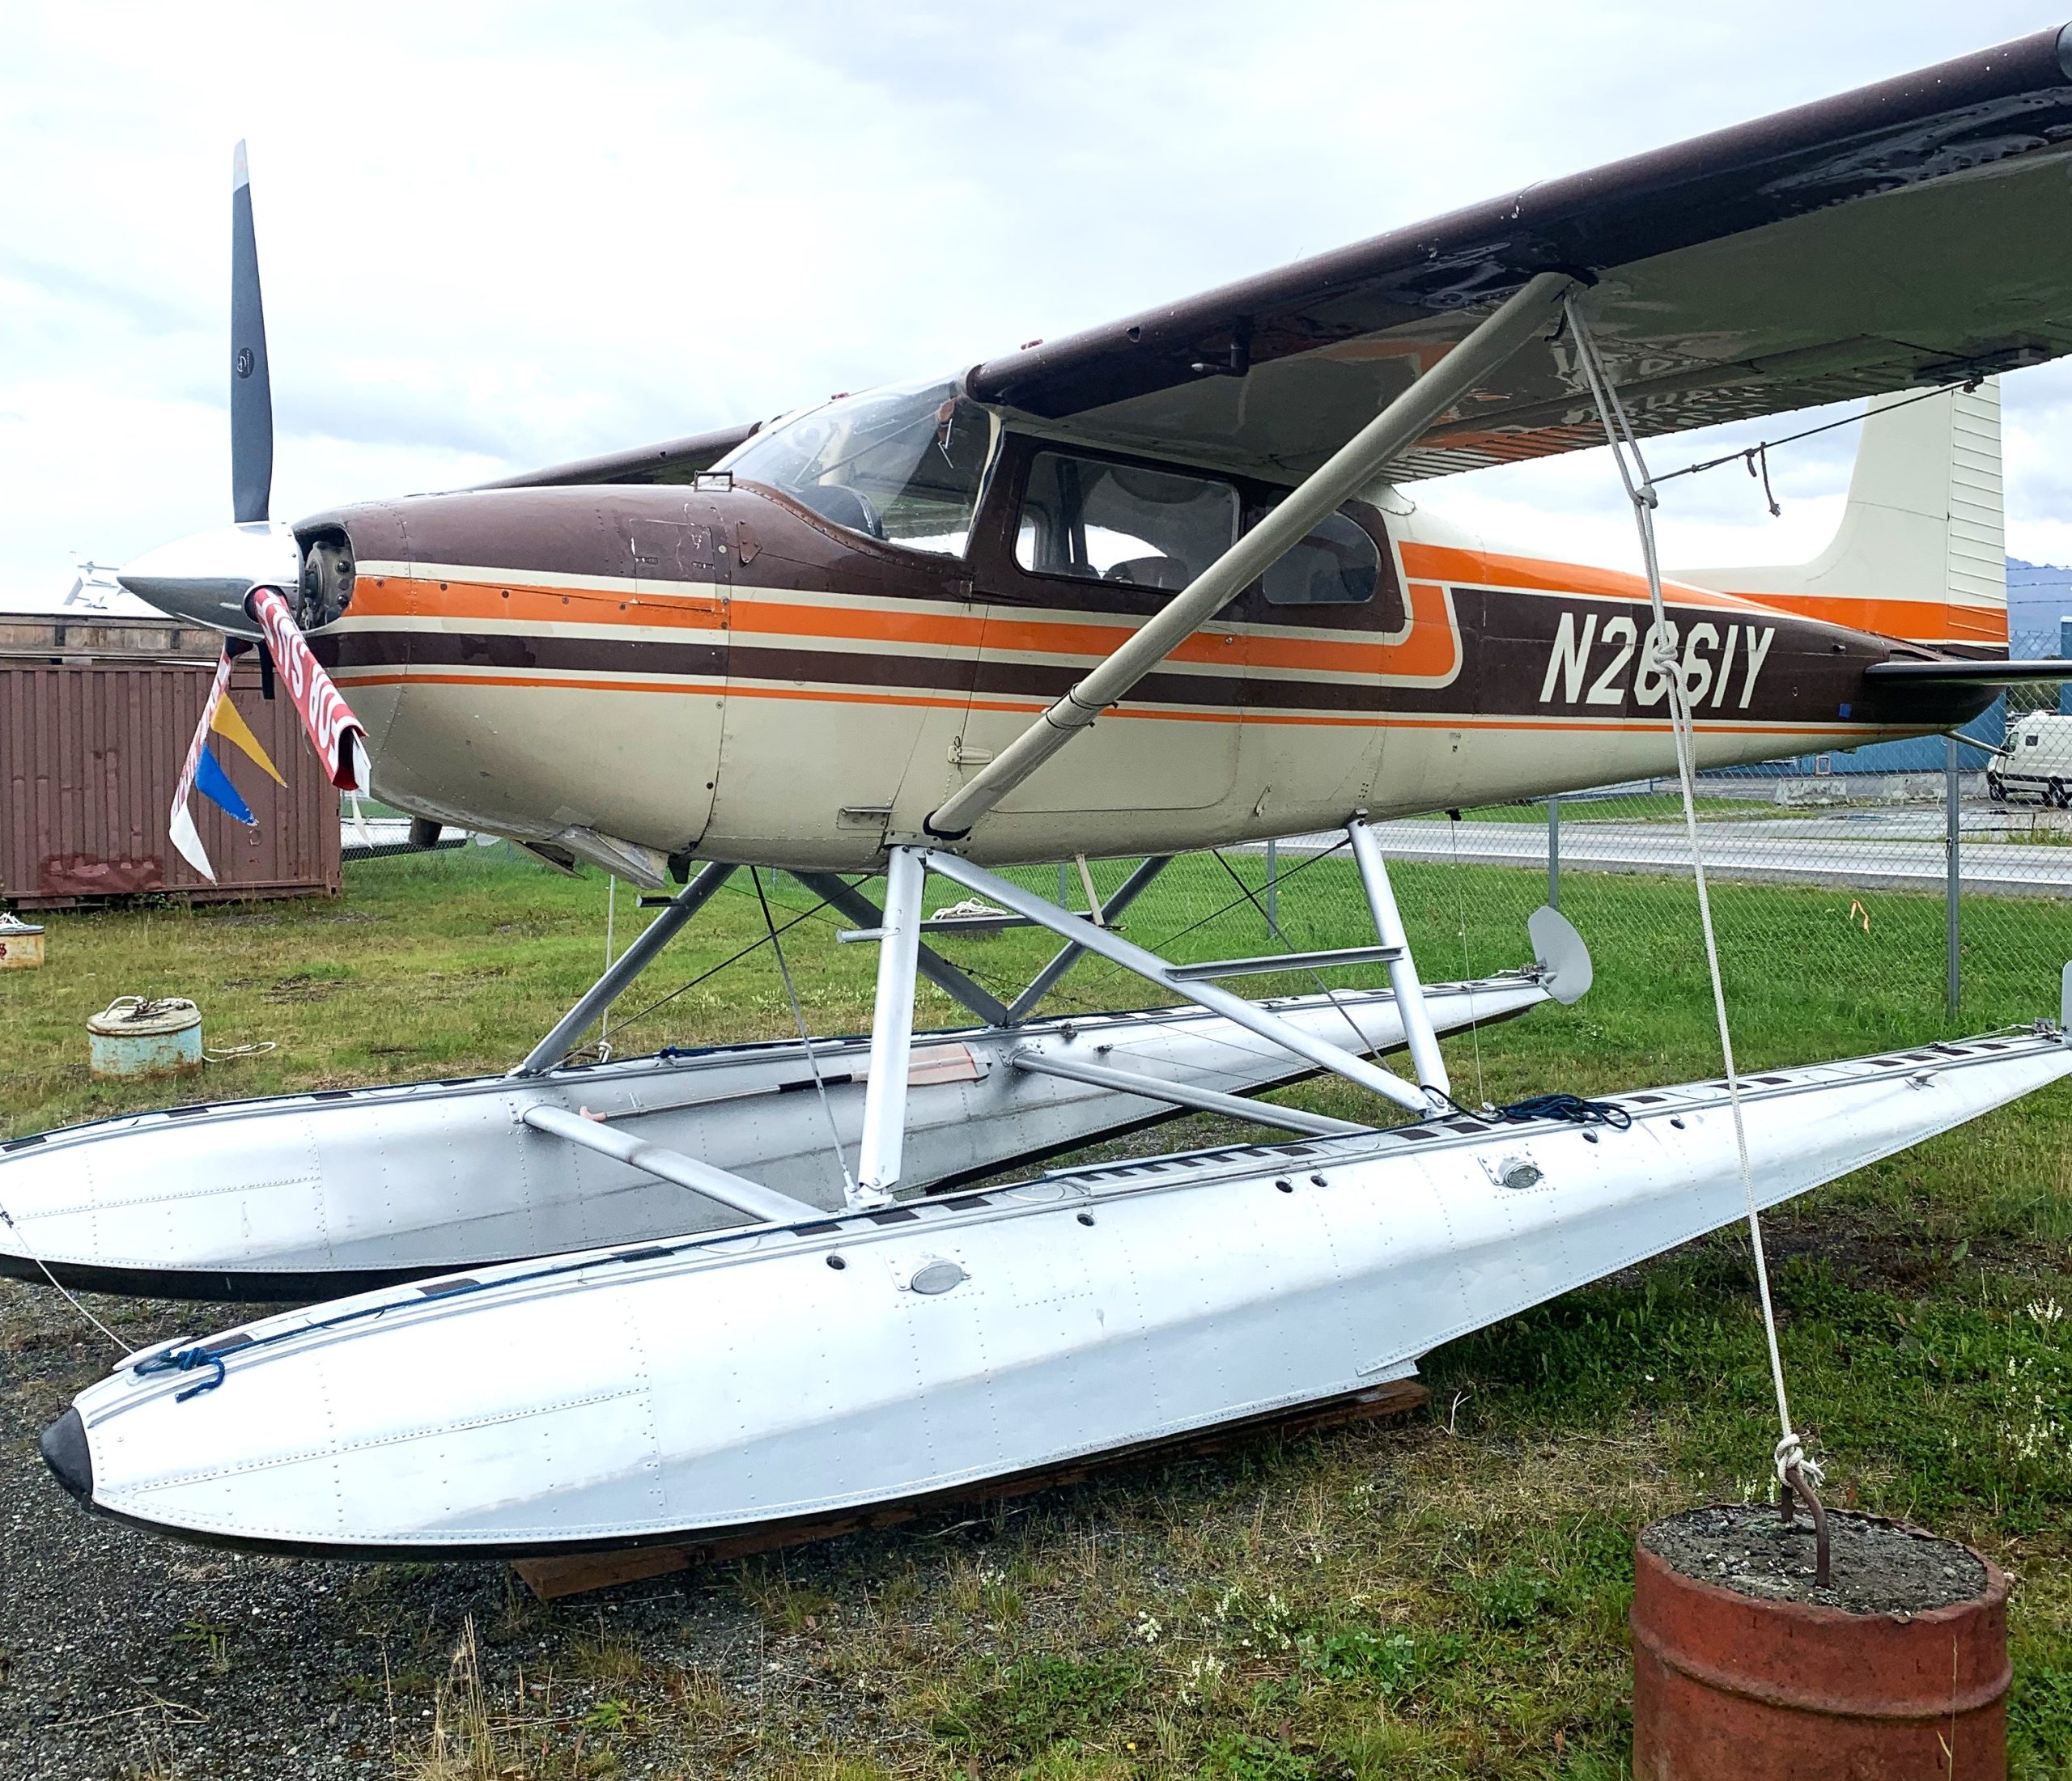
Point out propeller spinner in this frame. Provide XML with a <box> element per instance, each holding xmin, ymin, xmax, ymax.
<box><xmin>120</xmin><ymin>142</ymin><xmax>370</xmax><ymax>880</ymax></box>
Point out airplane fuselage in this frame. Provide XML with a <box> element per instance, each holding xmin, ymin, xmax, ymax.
<box><xmin>300</xmin><ymin>428</ymin><xmax>1989</xmax><ymax>879</ymax></box>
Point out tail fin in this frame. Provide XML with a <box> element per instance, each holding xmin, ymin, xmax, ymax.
<box><xmin>1671</xmin><ymin>379</ymin><xmax>2006</xmax><ymax>657</ymax></box>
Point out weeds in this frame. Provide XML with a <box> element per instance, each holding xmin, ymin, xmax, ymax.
<box><xmin>934</xmin><ymin>1652</ymin><xmax>1145</xmax><ymax>1761</ymax></box>
<box><xmin>11</xmin><ymin>850</ymin><xmax>2072</xmax><ymax>1774</ymax></box>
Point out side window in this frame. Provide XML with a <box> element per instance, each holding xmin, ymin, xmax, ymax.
<box><xmin>1015</xmin><ymin>452</ymin><xmax>1238</xmax><ymax>591</ymax></box>
<box><xmin>1260</xmin><ymin>511</ymin><xmax>1381</xmax><ymax>608</ymax></box>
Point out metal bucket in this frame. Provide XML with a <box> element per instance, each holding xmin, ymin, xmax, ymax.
<box><xmin>0</xmin><ymin>918</ymin><xmax>44</xmax><ymax>969</ymax></box>
<box><xmin>87</xmin><ymin>998</ymin><xmax>203</xmax><ymax>1079</ymax></box>
<box><xmin>1632</xmin><ymin>1515</ymin><xmax>2009</xmax><ymax>1778</ymax></box>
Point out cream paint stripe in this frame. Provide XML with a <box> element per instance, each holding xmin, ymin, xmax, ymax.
<box><xmin>360</xmin><ymin>559</ymin><xmax>1993</xmax><ymax>634</ymax></box>
<box><xmin>339</xmin><ymin>604</ymin><xmax>1399</xmax><ymax>662</ymax></box>
<box><xmin>334</xmin><ymin>674</ymin><xmax>1903</xmax><ymax>740</ymax></box>
<box><xmin>331</xmin><ymin>620</ymin><xmax>1362</xmax><ymax>682</ymax></box>
<box><xmin>329</xmin><ymin>661</ymin><xmax>1895</xmax><ymax>739</ymax></box>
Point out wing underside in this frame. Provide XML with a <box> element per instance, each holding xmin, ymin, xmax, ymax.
<box><xmin>478</xmin><ymin>28</ymin><xmax>2072</xmax><ymax>495</ymax></box>
<box><xmin>964</xmin><ymin>27</ymin><xmax>2072</xmax><ymax>484</ymax></box>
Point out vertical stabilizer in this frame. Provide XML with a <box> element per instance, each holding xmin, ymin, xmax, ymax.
<box><xmin>1671</xmin><ymin>380</ymin><xmax>2006</xmax><ymax>656</ymax></box>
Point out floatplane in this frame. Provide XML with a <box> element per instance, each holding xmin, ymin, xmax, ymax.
<box><xmin>22</xmin><ymin>27</ymin><xmax>2072</xmax><ymax>1557</ymax></box>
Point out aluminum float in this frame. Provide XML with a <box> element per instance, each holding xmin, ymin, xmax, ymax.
<box><xmin>0</xmin><ymin>975</ymin><xmax>1560</xmax><ymax>1300</ymax></box>
<box><xmin>42</xmin><ymin>1021</ymin><xmax>2070</xmax><ymax>1557</ymax></box>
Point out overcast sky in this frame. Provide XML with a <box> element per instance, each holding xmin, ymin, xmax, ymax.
<box><xmin>5</xmin><ymin>1</ymin><xmax>2071</xmax><ymax>609</ymax></box>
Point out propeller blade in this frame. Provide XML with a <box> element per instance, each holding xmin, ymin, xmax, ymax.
<box><xmin>248</xmin><ymin>587</ymin><xmax>370</xmax><ymax>792</ymax></box>
<box><xmin>230</xmin><ymin>141</ymin><xmax>273</xmax><ymax>526</ymax></box>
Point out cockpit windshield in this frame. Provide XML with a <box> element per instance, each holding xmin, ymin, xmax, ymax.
<box><xmin>717</xmin><ymin>380</ymin><xmax>993</xmax><ymax>557</ymax></box>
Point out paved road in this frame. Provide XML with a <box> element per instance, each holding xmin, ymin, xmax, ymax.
<box><xmin>1272</xmin><ymin>813</ymin><xmax>2072</xmax><ymax>898</ymax></box>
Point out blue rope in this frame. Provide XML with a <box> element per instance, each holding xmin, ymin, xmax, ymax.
<box><xmin>1428</xmin><ymin>1088</ymin><xmax>1633</xmax><ymax>1131</ymax></box>
<box><xmin>131</xmin><ymin>1344</ymin><xmax>227</xmax><ymax>1401</ymax></box>
<box><xmin>1489</xmin><ymin>1092</ymin><xmax>1633</xmax><ymax>1131</ymax></box>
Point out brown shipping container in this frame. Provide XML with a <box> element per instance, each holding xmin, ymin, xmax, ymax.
<box><xmin>0</xmin><ymin>616</ymin><xmax>340</xmax><ymax>910</ymax></box>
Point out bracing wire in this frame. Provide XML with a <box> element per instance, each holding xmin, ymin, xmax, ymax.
<box><xmin>1207</xmin><ymin>847</ymin><xmax>1396</xmax><ymax>1079</ymax></box>
<box><xmin>605</xmin><ymin>889</ymin><xmax>843</xmax><ymax>1039</ymax></box>
<box><xmin>750</xmin><ymin>868</ymin><xmax>858</xmax><ymax>1200</ymax></box>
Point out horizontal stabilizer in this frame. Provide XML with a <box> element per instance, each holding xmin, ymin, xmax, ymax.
<box><xmin>1863</xmin><ymin>660</ymin><xmax>2070</xmax><ymax>685</ymax></box>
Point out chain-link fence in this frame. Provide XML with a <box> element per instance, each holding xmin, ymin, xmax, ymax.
<box><xmin>342</xmin><ymin>620</ymin><xmax>2072</xmax><ymax>1067</ymax></box>
<box><xmin>923</xmin><ymin>639</ymin><xmax>2072</xmax><ymax>1054</ymax></box>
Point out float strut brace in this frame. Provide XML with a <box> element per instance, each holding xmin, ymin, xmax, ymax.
<box><xmin>790</xmin><ymin>871</ymin><xmax>1010</xmax><ymax>1027</ymax></box>
<box><xmin>518</xmin><ymin>1103</ymin><xmax>817</xmax><ymax>1226</ymax></box>
<box><xmin>919</xmin><ymin>850</ymin><xmax>1430</xmax><ymax>1115</ymax></box>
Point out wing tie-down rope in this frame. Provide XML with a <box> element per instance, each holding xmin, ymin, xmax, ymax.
<box><xmin>1562</xmin><ymin>295</ymin><xmax>1826</xmax><ymax>1537</ymax></box>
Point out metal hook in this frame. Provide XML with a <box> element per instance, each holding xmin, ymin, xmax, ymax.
<box><xmin>1777</xmin><ymin>1461</ymin><xmax>1832</xmax><ymax>1589</ymax></box>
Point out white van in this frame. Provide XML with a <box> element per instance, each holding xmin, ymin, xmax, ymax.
<box><xmin>1989</xmin><ymin>710</ymin><xmax>2072</xmax><ymax>806</ymax></box>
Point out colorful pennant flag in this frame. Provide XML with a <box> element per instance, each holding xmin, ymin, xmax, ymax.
<box><xmin>210</xmin><ymin>688</ymin><xmax>285</xmax><ymax>787</ymax></box>
<box><xmin>168</xmin><ymin>647</ymin><xmax>264</xmax><ymax>881</ymax></box>
<box><xmin>193</xmin><ymin>744</ymin><xmax>257</xmax><ymax>827</ymax></box>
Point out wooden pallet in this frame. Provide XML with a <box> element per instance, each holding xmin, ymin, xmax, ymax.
<box><xmin>510</xmin><ymin>1376</ymin><xmax>1428</xmax><ymax>1602</ymax></box>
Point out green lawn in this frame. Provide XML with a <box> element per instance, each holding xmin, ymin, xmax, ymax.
<box><xmin>3</xmin><ymin>850</ymin><xmax>2070</xmax><ymax>1776</ymax></box>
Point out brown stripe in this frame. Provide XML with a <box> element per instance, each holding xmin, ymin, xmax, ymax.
<box><xmin>312</xmin><ymin>592</ymin><xmax>2001</xmax><ymax>732</ymax></box>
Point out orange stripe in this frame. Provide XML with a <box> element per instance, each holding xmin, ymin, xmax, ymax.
<box><xmin>1713</xmin><ymin>591</ymin><xmax>2009</xmax><ymax>646</ymax></box>
<box><xmin>1397</xmin><ymin>541</ymin><xmax>1780</xmax><ymax>615</ymax></box>
<box><xmin>352</xmin><ymin>575</ymin><xmax>1467</xmax><ymax>680</ymax></box>
<box><xmin>350</xmin><ymin>576</ymin><xmax>726</xmax><ymax>630</ymax></box>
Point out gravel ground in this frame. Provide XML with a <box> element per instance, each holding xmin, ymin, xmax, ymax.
<box><xmin>1</xmin><ymin>1275</ymin><xmax>919</xmax><ymax>1780</ymax></box>
<box><xmin>0</xmin><ymin>1117</ymin><xmax>1257</xmax><ymax>1779</ymax></box>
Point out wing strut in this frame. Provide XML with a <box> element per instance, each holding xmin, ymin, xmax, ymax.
<box><xmin>925</xmin><ymin>270</ymin><xmax>1576</xmax><ymax>838</ymax></box>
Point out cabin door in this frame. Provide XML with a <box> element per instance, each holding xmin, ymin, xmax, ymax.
<box><xmin>962</xmin><ymin>443</ymin><xmax>1242</xmax><ymax>815</ymax></box>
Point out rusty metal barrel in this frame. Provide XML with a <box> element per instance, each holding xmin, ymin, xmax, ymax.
<box><xmin>1632</xmin><ymin>1508</ymin><xmax>2009</xmax><ymax>1779</ymax></box>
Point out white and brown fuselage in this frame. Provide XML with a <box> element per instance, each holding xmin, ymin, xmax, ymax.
<box><xmin>304</xmin><ymin>437</ymin><xmax>1993</xmax><ymax>873</ymax></box>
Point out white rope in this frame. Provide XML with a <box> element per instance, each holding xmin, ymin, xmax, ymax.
<box><xmin>0</xmin><ymin>1198</ymin><xmax>127</xmax><ymax>1354</ymax></box>
<box><xmin>1565</xmin><ymin>296</ymin><xmax>1805</xmax><ymax>1486</ymax></box>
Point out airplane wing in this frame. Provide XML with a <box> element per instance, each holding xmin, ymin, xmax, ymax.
<box><xmin>475</xmin><ymin>422</ymin><xmax>758</xmax><ymax>490</ymax></box>
<box><xmin>963</xmin><ymin>25</ymin><xmax>2072</xmax><ymax>484</ymax></box>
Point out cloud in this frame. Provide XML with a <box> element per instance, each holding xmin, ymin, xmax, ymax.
<box><xmin>2</xmin><ymin>0</ymin><xmax>2066</xmax><ymax>596</ymax></box>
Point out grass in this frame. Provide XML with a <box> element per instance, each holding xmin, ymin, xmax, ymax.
<box><xmin>5</xmin><ymin>846</ymin><xmax>2072</xmax><ymax>1775</ymax></box>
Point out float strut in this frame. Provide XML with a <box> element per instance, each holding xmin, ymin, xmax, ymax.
<box><xmin>1347</xmin><ymin>821</ymin><xmax>1450</xmax><ymax>1096</ymax></box>
<box><xmin>856</xmin><ymin>847</ymin><xmax>927</xmax><ymax>1198</ymax></box>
